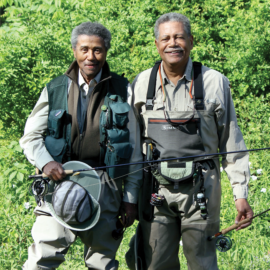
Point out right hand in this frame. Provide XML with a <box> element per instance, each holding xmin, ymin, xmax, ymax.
<box><xmin>43</xmin><ymin>161</ymin><xmax>66</xmax><ymax>181</ymax></box>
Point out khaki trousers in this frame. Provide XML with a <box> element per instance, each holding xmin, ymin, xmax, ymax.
<box><xmin>23</xmin><ymin>170</ymin><xmax>122</xmax><ymax>270</ymax></box>
<box><xmin>140</xmin><ymin>163</ymin><xmax>221</xmax><ymax>270</ymax></box>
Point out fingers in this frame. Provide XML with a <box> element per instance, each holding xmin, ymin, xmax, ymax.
<box><xmin>235</xmin><ymin>198</ymin><xmax>254</xmax><ymax>231</ymax></box>
<box><xmin>120</xmin><ymin>202</ymin><xmax>138</xmax><ymax>228</ymax></box>
<box><xmin>43</xmin><ymin>161</ymin><xmax>66</xmax><ymax>181</ymax></box>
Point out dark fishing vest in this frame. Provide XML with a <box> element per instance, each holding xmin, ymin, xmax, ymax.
<box><xmin>45</xmin><ymin>73</ymin><xmax>133</xmax><ymax>179</ymax></box>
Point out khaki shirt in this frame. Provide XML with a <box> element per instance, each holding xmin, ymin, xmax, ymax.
<box><xmin>133</xmin><ymin>57</ymin><xmax>250</xmax><ymax>200</ymax></box>
<box><xmin>19</xmin><ymin>78</ymin><xmax>143</xmax><ymax>204</ymax></box>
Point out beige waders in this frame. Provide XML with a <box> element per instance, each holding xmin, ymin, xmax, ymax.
<box><xmin>139</xmin><ymin>162</ymin><xmax>221</xmax><ymax>270</ymax></box>
<box><xmin>133</xmin><ymin>61</ymin><xmax>221</xmax><ymax>270</ymax></box>
<box><xmin>23</xmin><ymin>170</ymin><xmax>122</xmax><ymax>270</ymax></box>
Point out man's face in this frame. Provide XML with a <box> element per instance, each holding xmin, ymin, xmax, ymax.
<box><xmin>73</xmin><ymin>35</ymin><xmax>107</xmax><ymax>82</ymax></box>
<box><xmin>155</xmin><ymin>21</ymin><xmax>193</xmax><ymax>69</ymax></box>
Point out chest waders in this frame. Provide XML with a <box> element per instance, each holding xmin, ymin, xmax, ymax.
<box><xmin>142</xmin><ymin>61</ymin><xmax>215</xmax><ymax>221</ymax></box>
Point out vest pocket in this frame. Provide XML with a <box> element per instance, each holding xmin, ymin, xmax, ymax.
<box><xmin>45</xmin><ymin>136</ymin><xmax>67</xmax><ymax>163</ymax></box>
<box><xmin>109</xmin><ymin>102</ymin><xmax>130</xmax><ymax>127</ymax></box>
<box><xmin>107</xmin><ymin>128</ymin><xmax>129</xmax><ymax>144</ymax></box>
<box><xmin>104</xmin><ymin>142</ymin><xmax>133</xmax><ymax>178</ymax></box>
<box><xmin>47</xmin><ymin>109</ymin><xmax>66</xmax><ymax>139</ymax></box>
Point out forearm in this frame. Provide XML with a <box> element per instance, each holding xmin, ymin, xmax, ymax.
<box><xmin>217</xmin><ymin>84</ymin><xmax>250</xmax><ymax>200</ymax></box>
<box><xmin>123</xmin><ymin>84</ymin><xmax>143</xmax><ymax>204</ymax></box>
<box><xmin>19</xmin><ymin>87</ymin><xmax>54</xmax><ymax>170</ymax></box>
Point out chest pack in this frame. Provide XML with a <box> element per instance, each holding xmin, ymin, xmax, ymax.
<box><xmin>144</xmin><ymin>61</ymin><xmax>209</xmax><ymax>186</ymax></box>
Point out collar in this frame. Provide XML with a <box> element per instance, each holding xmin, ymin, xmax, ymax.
<box><xmin>65</xmin><ymin>60</ymin><xmax>111</xmax><ymax>84</ymax></box>
<box><xmin>78</xmin><ymin>68</ymin><xmax>102</xmax><ymax>88</ymax></box>
<box><xmin>159</xmin><ymin>57</ymin><xmax>193</xmax><ymax>87</ymax></box>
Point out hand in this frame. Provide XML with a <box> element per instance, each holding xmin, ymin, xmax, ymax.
<box><xmin>120</xmin><ymin>202</ymin><xmax>138</xmax><ymax>228</ymax></box>
<box><xmin>235</xmin><ymin>198</ymin><xmax>254</xmax><ymax>230</ymax></box>
<box><xmin>43</xmin><ymin>161</ymin><xmax>66</xmax><ymax>181</ymax></box>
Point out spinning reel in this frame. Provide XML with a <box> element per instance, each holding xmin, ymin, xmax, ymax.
<box><xmin>215</xmin><ymin>236</ymin><xmax>232</xmax><ymax>252</ymax></box>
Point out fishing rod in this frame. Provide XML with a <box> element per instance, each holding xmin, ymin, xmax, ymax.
<box><xmin>29</xmin><ymin>147</ymin><xmax>270</xmax><ymax>179</ymax></box>
<box><xmin>208</xmin><ymin>208</ymin><xmax>270</xmax><ymax>252</ymax></box>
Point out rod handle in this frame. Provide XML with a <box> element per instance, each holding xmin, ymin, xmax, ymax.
<box><xmin>221</xmin><ymin>218</ymin><xmax>251</xmax><ymax>234</ymax></box>
<box><xmin>40</xmin><ymin>170</ymin><xmax>74</xmax><ymax>178</ymax></box>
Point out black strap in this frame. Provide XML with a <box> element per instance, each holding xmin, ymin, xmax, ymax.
<box><xmin>193</xmin><ymin>62</ymin><xmax>204</xmax><ymax>110</ymax></box>
<box><xmin>146</xmin><ymin>61</ymin><xmax>204</xmax><ymax>111</ymax></box>
<box><xmin>146</xmin><ymin>60</ymin><xmax>162</xmax><ymax>110</ymax></box>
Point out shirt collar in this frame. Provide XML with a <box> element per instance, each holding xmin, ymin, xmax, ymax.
<box><xmin>78</xmin><ymin>68</ymin><xmax>102</xmax><ymax>87</ymax></box>
<box><xmin>159</xmin><ymin>57</ymin><xmax>193</xmax><ymax>86</ymax></box>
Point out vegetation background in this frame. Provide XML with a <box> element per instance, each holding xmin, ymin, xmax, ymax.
<box><xmin>0</xmin><ymin>0</ymin><xmax>270</xmax><ymax>269</ymax></box>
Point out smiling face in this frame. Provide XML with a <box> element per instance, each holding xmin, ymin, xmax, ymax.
<box><xmin>73</xmin><ymin>35</ymin><xmax>107</xmax><ymax>83</ymax></box>
<box><xmin>155</xmin><ymin>21</ymin><xmax>193</xmax><ymax>71</ymax></box>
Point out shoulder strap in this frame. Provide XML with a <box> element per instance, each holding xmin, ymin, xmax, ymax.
<box><xmin>146</xmin><ymin>60</ymin><xmax>162</xmax><ymax>110</ymax></box>
<box><xmin>146</xmin><ymin>60</ymin><xmax>204</xmax><ymax>111</ymax></box>
<box><xmin>193</xmin><ymin>62</ymin><xmax>204</xmax><ymax>110</ymax></box>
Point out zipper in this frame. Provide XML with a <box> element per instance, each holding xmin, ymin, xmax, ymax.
<box><xmin>77</xmin><ymin>133</ymin><xmax>84</xmax><ymax>159</ymax></box>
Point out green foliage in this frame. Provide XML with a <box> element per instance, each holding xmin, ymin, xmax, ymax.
<box><xmin>0</xmin><ymin>0</ymin><xmax>270</xmax><ymax>135</ymax></box>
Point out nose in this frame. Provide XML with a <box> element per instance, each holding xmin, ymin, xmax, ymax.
<box><xmin>86</xmin><ymin>49</ymin><xmax>96</xmax><ymax>61</ymax></box>
<box><xmin>168</xmin><ymin>37</ymin><xmax>178</xmax><ymax>47</ymax></box>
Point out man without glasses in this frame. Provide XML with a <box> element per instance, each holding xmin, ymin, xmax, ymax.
<box><xmin>130</xmin><ymin>13</ymin><xmax>253</xmax><ymax>270</ymax></box>
<box><xmin>20</xmin><ymin>21</ymin><xmax>142</xmax><ymax>270</ymax></box>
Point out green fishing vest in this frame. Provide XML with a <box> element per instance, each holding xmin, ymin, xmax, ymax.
<box><xmin>45</xmin><ymin>73</ymin><xmax>133</xmax><ymax>179</ymax></box>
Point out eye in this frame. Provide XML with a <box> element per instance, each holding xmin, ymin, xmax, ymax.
<box><xmin>82</xmin><ymin>47</ymin><xmax>88</xmax><ymax>52</ymax></box>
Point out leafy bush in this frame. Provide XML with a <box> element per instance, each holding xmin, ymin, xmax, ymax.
<box><xmin>0</xmin><ymin>0</ymin><xmax>270</xmax><ymax>135</ymax></box>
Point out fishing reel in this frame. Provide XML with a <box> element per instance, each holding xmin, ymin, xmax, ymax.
<box><xmin>29</xmin><ymin>177</ymin><xmax>50</xmax><ymax>205</ymax></box>
<box><xmin>215</xmin><ymin>235</ymin><xmax>232</xmax><ymax>252</ymax></box>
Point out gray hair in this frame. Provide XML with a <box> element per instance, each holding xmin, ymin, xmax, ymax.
<box><xmin>154</xmin><ymin>13</ymin><xmax>191</xmax><ymax>39</ymax></box>
<box><xmin>71</xmin><ymin>22</ymin><xmax>111</xmax><ymax>51</ymax></box>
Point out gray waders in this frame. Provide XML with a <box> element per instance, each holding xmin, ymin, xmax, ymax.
<box><xmin>126</xmin><ymin>62</ymin><xmax>220</xmax><ymax>270</ymax></box>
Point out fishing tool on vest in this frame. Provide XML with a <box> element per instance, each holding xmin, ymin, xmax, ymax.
<box><xmin>208</xmin><ymin>207</ymin><xmax>270</xmax><ymax>252</ymax></box>
<box><xmin>194</xmin><ymin>163</ymin><xmax>208</xmax><ymax>220</ymax></box>
<box><xmin>150</xmin><ymin>193</ymin><xmax>165</xmax><ymax>207</ymax></box>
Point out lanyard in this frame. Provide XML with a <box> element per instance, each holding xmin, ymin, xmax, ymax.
<box><xmin>158</xmin><ymin>64</ymin><xmax>194</xmax><ymax>102</ymax></box>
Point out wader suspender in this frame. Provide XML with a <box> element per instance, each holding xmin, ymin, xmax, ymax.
<box><xmin>143</xmin><ymin>61</ymin><xmax>211</xmax><ymax>221</ymax></box>
<box><xmin>146</xmin><ymin>61</ymin><xmax>204</xmax><ymax>110</ymax></box>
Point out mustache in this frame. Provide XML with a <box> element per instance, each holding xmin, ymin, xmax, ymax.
<box><xmin>84</xmin><ymin>61</ymin><xmax>99</xmax><ymax>65</ymax></box>
<box><xmin>164</xmin><ymin>47</ymin><xmax>184</xmax><ymax>53</ymax></box>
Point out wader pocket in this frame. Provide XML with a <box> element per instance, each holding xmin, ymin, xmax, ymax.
<box><xmin>157</xmin><ymin>161</ymin><xmax>195</xmax><ymax>183</ymax></box>
<box><xmin>109</xmin><ymin>102</ymin><xmax>130</xmax><ymax>127</ymax></box>
<box><xmin>104</xmin><ymin>142</ymin><xmax>133</xmax><ymax>178</ymax></box>
<box><xmin>47</xmin><ymin>109</ymin><xmax>66</xmax><ymax>139</ymax></box>
<box><xmin>45</xmin><ymin>136</ymin><xmax>67</xmax><ymax>163</ymax></box>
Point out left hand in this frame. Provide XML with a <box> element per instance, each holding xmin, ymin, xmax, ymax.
<box><xmin>120</xmin><ymin>202</ymin><xmax>138</xmax><ymax>228</ymax></box>
<box><xmin>235</xmin><ymin>198</ymin><xmax>254</xmax><ymax>231</ymax></box>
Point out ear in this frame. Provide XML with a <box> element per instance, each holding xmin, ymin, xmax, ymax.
<box><xmin>155</xmin><ymin>39</ymin><xmax>160</xmax><ymax>54</ymax></box>
<box><xmin>72</xmin><ymin>47</ymin><xmax>77</xmax><ymax>59</ymax></box>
